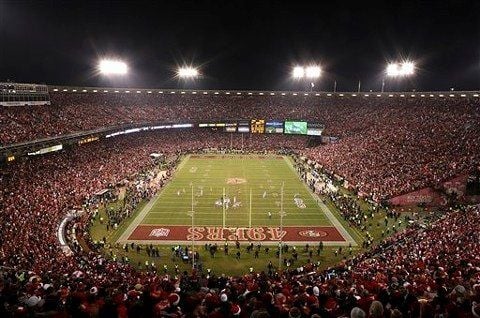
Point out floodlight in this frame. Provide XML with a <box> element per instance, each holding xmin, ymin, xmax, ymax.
<box><xmin>99</xmin><ymin>59</ymin><xmax>128</xmax><ymax>75</ymax></box>
<box><xmin>305</xmin><ymin>66</ymin><xmax>321</xmax><ymax>78</ymax></box>
<box><xmin>401</xmin><ymin>62</ymin><xmax>415</xmax><ymax>75</ymax></box>
<box><xmin>292</xmin><ymin>66</ymin><xmax>305</xmax><ymax>78</ymax></box>
<box><xmin>386</xmin><ymin>63</ymin><xmax>400</xmax><ymax>76</ymax></box>
<box><xmin>386</xmin><ymin>61</ymin><xmax>415</xmax><ymax>77</ymax></box>
<box><xmin>178</xmin><ymin>67</ymin><xmax>199</xmax><ymax>78</ymax></box>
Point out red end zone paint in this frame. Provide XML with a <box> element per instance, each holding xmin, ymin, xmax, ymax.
<box><xmin>128</xmin><ymin>225</ymin><xmax>345</xmax><ymax>242</ymax></box>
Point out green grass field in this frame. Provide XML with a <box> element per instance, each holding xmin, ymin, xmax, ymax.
<box><xmin>89</xmin><ymin>154</ymin><xmax>412</xmax><ymax>275</ymax></box>
<box><xmin>141</xmin><ymin>154</ymin><xmax>332</xmax><ymax>228</ymax></box>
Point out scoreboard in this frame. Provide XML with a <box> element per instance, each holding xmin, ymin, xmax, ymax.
<box><xmin>284</xmin><ymin>121</ymin><xmax>308</xmax><ymax>135</ymax></box>
<box><xmin>250</xmin><ymin>119</ymin><xmax>265</xmax><ymax>133</ymax></box>
<box><xmin>266</xmin><ymin>121</ymin><xmax>284</xmax><ymax>134</ymax></box>
<box><xmin>197</xmin><ymin>119</ymin><xmax>323</xmax><ymax>135</ymax></box>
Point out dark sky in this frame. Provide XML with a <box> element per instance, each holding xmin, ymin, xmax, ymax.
<box><xmin>0</xmin><ymin>0</ymin><xmax>479</xmax><ymax>91</ymax></box>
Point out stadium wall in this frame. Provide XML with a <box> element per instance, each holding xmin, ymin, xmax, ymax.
<box><xmin>388</xmin><ymin>174</ymin><xmax>480</xmax><ymax>207</ymax></box>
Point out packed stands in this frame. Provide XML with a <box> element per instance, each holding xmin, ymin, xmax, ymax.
<box><xmin>2</xmin><ymin>91</ymin><xmax>479</xmax><ymax>199</ymax></box>
<box><xmin>1</xmin><ymin>90</ymin><xmax>479</xmax><ymax>317</ymax></box>
<box><xmin>0</xmin><ymin>131</ymin><xmax>478</xmax><ymax>316</ymax></box>
<box><xmin>0</xmin><ymin>130</ymin><xmax>305</xmax><ymax>273</ymax></box>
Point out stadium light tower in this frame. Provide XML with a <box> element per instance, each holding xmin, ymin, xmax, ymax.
<box><xmin>305</xmin><ymin>66</ymin><xmax>321</xmax><ymax>79</ymax></box>
<box><xmin>382</xmin><ymin>60</ymin><xmax>416</xmax><ymax>92</ymax></box>
<box><xmin>177</xmin><ymin>67</ymin><xmax>200</xmax><ymax>79</ymax></box>
<box><xmin>292</xmin><ymin>66</ymin><xmax>305</xmax><ymax>78</ymax></box>
<box><xmin>292</xmin><ymin>65</ymin><xmax>322</xmax><ymax>79</ymax></box>
<box><xmin>292</xmin><ymin>65</ymin><xmax>322</xmax><ymax>91</ymax></box>
<box><xmin>386</xmin><ymin>61</ymin><xmax>415</xmax><ymax>77</ymax></box>
<box><xmin>98</xmin><ymin>59</ymin><xmax>128</xmax><ymax>75</ymax></box>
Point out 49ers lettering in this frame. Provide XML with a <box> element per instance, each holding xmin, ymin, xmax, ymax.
<box><xmin>129</xmin><ymin>225</ymin><xmax>346</xmax><ymax>242</ymax></box>
<box><xmin>187</xmin><ymin>227</ymin><xmax>283</xmax><ymax>241</ymax></box>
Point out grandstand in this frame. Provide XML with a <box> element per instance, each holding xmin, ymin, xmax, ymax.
<box><xmin>0</xmin><ymin>83</ymin><xmax>479</xmax><ymax>317</ymax></box>
<box><xmin>2</xmin><ymin>86</ymin><xmax>479</xmax><ymax>201</ymax></box>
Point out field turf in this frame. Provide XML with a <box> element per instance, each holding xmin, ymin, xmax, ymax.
<box><xmin>90</xmin><ymin>154</ymin><xmax>413</xmax><ymax>275</ymax></box>
<box><xmin>144</xmin><ymin>154</ymin><xmax>331</xmax><ymax>227</ymax></box>
<box><xmin>118</xmin><ymin>154</ymin><xmax>354</xmax><ymax>245</ymax></box>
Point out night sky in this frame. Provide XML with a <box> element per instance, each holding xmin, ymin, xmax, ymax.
<box><xmin>0</xmin><ymin>0</ymin><xmax>479</xmax><ymax>91</ymax></box>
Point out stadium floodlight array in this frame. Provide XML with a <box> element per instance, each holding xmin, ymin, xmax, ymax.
<box><xmin>386</xmin><ymin>61</ymin><xmax>415</xmax><ymax>77</ymax></box>
<box><xmin>305</xmin><ymin>66</ymin><xmax>321</xmax><ymax>78</ymax></box>
<box><xmin>292</xmin><ymin>65</ymin><xmax>322</xmax><ymax>79</ymax></box>
<box><xmin>98</xmin><ymin>59</ymin><xmax>128</xmax><ymax>75</ymax></box>
<box><xmin>293</xmin><ymin>66</ymin><xmax>305</xmax><ymax>78</ymax></box>
<box><xmin>177</xmin><ymin>67</ymin><xmax>199</xmax><ymax>78</ymax></box>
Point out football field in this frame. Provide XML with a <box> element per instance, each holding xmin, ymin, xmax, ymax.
<box><xmin>118</xmin><ymin>154</ymin><xmax>355</xmax><ymax>246</ymax></box>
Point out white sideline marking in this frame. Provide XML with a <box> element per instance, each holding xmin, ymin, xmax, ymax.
<box><xmin>117</xmin><ymin>155</ymin><xmax>191</xmax><ymax>243</ymax></box>
<box><xmin>282</xmin><ymin>156</ymin><xmax>357</xmax><ymax>246</ymax></box>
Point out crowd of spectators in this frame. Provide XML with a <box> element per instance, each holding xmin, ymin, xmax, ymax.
<box><xmin>0</xmin><ymin>129</ymin><xmax>304</xmax><ymax>275</ymax></box>
<box><xmin>294</xmin><ymin>158</ymin><xmax>405</xmax><ymax>245</ymax></box>
<box><xmin>2</xmin><ymin>92</ymin><xmax>479</xmax><ymax>200</ymax></box>
<box><xmin>0</xmin><ymin>129</ymin><xmax>479</xmax><ymax>316</ymax></box>
<box><xmin>1</xmin><ymin>92</ymin><xmax>319</xmax><ymax>145</ymax></box>
<box><xmin>0</xmin><ymin>92</ymin><xmax>479</xmax><ymax>317</ymax></box>
<box><xmin>301</xmin><ymin>97</ymin><xmax>480</xmax><ymax>200</ymax></box>
<box><xmin>0</xmin><ymin>132</ymin><xmax>478</xmax><ymax>316</ymax></box>
<box><xmin>104</xmin><ymin>170</ymin><xmax>163</xmax><ymax>230</ymax></box>
<box><xmin>329</xmin><ymin>194</ymin><xmax>367</xmax><ymax>229</ymax></box>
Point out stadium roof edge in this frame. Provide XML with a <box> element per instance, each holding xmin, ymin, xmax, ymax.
<box><xmin>47</xmin><ymin>85</ymin><xmax>480</xmax><ymax>97</ymax></box>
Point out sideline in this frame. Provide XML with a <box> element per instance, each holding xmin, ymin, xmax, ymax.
<box><xmin>116</xmin><ymin>155</ymin><xmax>190</xmax><ymax>243</ymax></box>
<box><xmin>283</xmin><ymin>156</ymin><xmax>357</xmax><ymax>246</ymax></box>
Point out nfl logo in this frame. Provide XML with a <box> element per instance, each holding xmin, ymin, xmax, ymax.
<box><xmin>149</xmin><ymin>228</ymin><xmax>170</xmax><ymax>237</ymax></box>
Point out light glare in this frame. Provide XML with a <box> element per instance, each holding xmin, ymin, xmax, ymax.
<box><xmin>99</xmin><ymin>59</ymin><xmax>128</xmax><ymax>75</ymax></box>
<box><xmin>305</xmin><ymin>66</ymin><xmax>321</xmax><ymax>78</ymax></box>
<box><xmin>386</xmin><ymin>61</ymin><xmax>415</xmax><ymax>77</ymax></box>
<box><xmin>293</xmin><ymin>65</ymin><xmax>321</xmax><ymax>78</ymax></box>
<box><xmin>178</xmin><ymin>67</ymin><xmax>199</xmax><ymax>78</ymax></box>
<box><xmin>386</xmin><ymin>63</ymin><xmax>400</xmax><ymax>76</ymax></box>
<box><xmin>402</xmin><ymin>62</ymin><xmax>415</xmax><ymax>75</ymax></box>
<box><xmin>292</xmin><ymin>66</ymin><xmax>305</xmax><ymax>78</ymax></box>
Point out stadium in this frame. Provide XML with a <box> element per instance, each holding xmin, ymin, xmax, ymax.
<box><xmin>1</xmin><ymin>1</ymin><xmax>480</xmax><ymax>318</ymax></box>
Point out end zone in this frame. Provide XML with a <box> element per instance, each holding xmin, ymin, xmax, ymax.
<box><xmin>122</xmin><ymin>225</ymin><xmax>353</xmax><ymax>246</ymax></box>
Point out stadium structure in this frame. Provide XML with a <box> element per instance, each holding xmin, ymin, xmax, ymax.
<box><xmin>1</xmin><ymin>82</ymin><xmax>479</xmax><ymax>317</ymax></box>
